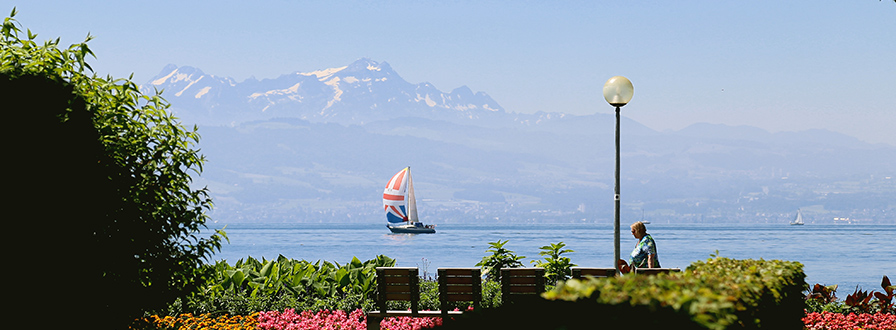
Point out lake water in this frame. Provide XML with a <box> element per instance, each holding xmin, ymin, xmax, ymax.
<box><xmin>207</xmin><ymin>222</ymin><xmax>895</xmax><ymax>294</ymax></box>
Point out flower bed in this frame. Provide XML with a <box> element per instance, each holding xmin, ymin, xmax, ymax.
<box><xmin>257</xmin><ymin>309</ymin><xmax>442</xmax><ymax>330</ymax></box>
<box><xmin>132</xmin><ymin>312</ymin><xmax>260</xmax><ymax>330</ymax></box>
<box><xmin>257</xmin><ymin>309</ymin><xmax>365</xmax><ymax>330</ymax></box>
<box><xmin>134</xmin><ymin>309</ymin><xmax>896</xmax><ymax>329</ymax></box>
<box><xmin>802</xmin><ymin>311</ymin><xmax>896</xmax><ymax>330</ymax></box>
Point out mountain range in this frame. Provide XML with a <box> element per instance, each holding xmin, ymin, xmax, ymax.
<box><xmin>146</xmin><ymin>58</ymin><xmax>508</xmax><ymax>126</ymax></box>
<box><xmin>144</xmin><ymin>58</ymin><xmax>896</xmax><ymax>224</ymax></box>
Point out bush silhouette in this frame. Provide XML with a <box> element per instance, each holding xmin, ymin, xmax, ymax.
<box><xmin>3</xmin><ymin>10</ymin><xmax>224</xmax><ymax>329</ymax></box>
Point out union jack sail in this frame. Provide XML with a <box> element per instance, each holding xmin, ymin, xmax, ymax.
<box><xmin>383</xmin><ymin>167</ymin><xmax>418</xmax><ymax>223</ymax></box>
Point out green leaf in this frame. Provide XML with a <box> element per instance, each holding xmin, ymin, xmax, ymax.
<box><xmin>259</xmin><ymin>260</ymin><xmax>275</xmax><ymax>277</ymax></box>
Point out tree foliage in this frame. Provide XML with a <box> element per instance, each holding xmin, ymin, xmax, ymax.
<box><xmin>2</xmin><ymin>8</ymin><xmax>224</xmax><ymax>329</ymax></box>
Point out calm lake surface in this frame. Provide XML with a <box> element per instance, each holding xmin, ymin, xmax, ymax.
<box><xmin>208</xmin><ymin>222</ymin><xmax>895</xmax><ymax>293</ymax></box>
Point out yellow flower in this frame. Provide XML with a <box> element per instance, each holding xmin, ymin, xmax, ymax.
<box><xmin>133</xmin><ymin>312</ymin><xmax>259</xmax><ymax>330</ymax></box>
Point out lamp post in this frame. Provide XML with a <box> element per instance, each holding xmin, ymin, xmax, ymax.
<box><xmin>603</xmin><ymin>76</ymin><xmax>633</xmax><ymax>274</ymax></box>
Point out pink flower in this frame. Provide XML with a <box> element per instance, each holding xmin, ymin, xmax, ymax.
<box><xmin>258</xmin><ymin>309</ymin><xmax>443</xmax><ymax>330</ymax></box>
<box><xmin>803</xmin><ymin>311</ymin><xmax>896</xmax><ymax>330</ymax></box>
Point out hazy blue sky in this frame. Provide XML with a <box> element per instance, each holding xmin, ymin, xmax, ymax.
<box><xmin>8</xmin><ymin>1</ymin><xmax>896</xmax><ymax>145</ymax></box>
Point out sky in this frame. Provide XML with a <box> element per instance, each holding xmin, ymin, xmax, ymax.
<box><xmin>7</xmin><ymin>1</ymin><xmax>896</xmax><ymax>145</ymax></box>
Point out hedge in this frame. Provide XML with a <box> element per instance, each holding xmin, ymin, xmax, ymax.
<box><xmin>437</xmin><ymin>256</ymin><xmax>805</xmax><ymax>330</ymax></box>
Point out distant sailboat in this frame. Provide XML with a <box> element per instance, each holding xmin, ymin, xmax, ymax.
<box><xmin>790</xmin><ymin>209</ymin><xmax>805</xmax><ymax>225</ymax></box>
<box><xmin>639</xmin><ymin>209</ymin><xmax>651</xmax><ymax>224</ymax></box>
<box><xmin>383</xmin><ymin>167</ymin><xmax>435</xmax><ymax>234</ymax></box>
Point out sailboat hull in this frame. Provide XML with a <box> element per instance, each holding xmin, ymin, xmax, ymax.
<box><xmin>387</xmin><ymin>223</ymin><xmax>435</xmax><ymax>234</ymax></box>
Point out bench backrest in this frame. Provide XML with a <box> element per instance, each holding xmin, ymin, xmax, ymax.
<box><xmin>634</xmin><ymin>267</ymin><xmax>681</xmax><ymax>275</ymax></box>
<box><xmin>570</xmin><ymin>267</ymin><xmax>616</xmax><ymax>279</ymax></box>
<box><xmin>501</xmin><ymin>268</ymin><xmax>545</xmax><ymax>303</ymax></box>
<box><xmin>437</xmin><ymin>268</ymin><xmax>481</xmax><ymax>317</ymax></box>
<box><xmin>376</xmin><ymin>267</ymin><xmax>420</xmax><ymax>315</ymax></box>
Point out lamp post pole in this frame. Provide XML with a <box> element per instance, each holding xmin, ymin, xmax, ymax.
<box><xmin>603</xmin><ymin>76</ymin><xmax>633</xmax><ymax>275</ymax></box>
<box><xmin>614</xmin><ymin>105</ymin><xmax>621</xmax><ymax>271</ymax></box>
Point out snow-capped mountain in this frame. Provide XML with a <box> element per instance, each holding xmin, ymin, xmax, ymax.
<box><xmin>139</xmin><ymin>59</ymin><xmax>894</xmax><ymax>226</ymax></box>
<box><xmin>145</xmin><ymin>58</ymin><xmax>505</xmax><ymax>126</ymax></box>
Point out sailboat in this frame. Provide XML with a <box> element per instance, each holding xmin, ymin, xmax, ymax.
<box><xmin>383</xmin><ymin>167</ymin><xmax>435</xmax><ymax>234</ymax></box>
<box><xmin>790</xmin><ymin>209</ymin><xmax>805</xmax><ymax>225</ymax></box>
<box><xmin>639</xmin><ymin>209</ymin><xmax>651</xmax><ymax>224</ymax></box>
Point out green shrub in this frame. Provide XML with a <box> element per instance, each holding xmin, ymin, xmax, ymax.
<box><xmin>160</xmin><ymin>255</ymin><xmax>394</xmax><ymax>315</ymax></box>
<box><xmin>476</xmin><ymin>240</ymin><xmax>525</xmax><ymax>282</ymax></box>
<box><xmin>541</xmin><ymin>256</ymin><xmax>806</xmax><ymax>330</ymax></box>
<box><xmin>444</xmin><ymin>257</ymin><xmax>806</xmax><ymax>330</ymax></box>
<box><xmin>167</xmin><ymin>254</ymin><xmax>510</xmax><ymax>316</ymax></box>
<box><xmin>530</xmin><ymin>241</ymin><xmax>576</xmax><ymax>285</ymax></box>
<box><xmin>480</xmin><ymin>279</ymin><xmax>503</xmax><ymax>309</ymax></box>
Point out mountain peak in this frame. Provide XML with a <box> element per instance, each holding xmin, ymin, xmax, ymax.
<box><xmin>159</xmin><ymin>63</ymin><xmax>178</xmax><ymax>75</ymax></box>
<box><xmin>450</xmin><ymin>85</ymin><xmax>473</xmax><ymax>96</ymax></box>
<box><xmin>345</xmin><ymin>58</ymin><xmax>393</xmax><ymax>74</ymax></box>
<box><xmin>149</xmin><ymin>64</ymin><xmax>208</xmax><ymax>86</ymax></box>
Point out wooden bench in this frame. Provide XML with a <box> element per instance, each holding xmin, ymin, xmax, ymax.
<box><xmin>570</xmin><ymin>267</ymin><xmax>616</xmax><ymax>279</ymax></box>
<box><xmin>366</xmin><ymin>267</ymin><xmax>481</xmax><ymax>330</ymax></box>
<box><xmin>438</xmin><ymin>268</ymin><xmax>482</xmax><ymax>317</ymax></box>
<box><xmin>634</xmin><ymin>267</ymin><xmax>681</xmax><ymax>275</ymax></box>
<box><xmin>500</xmin><ymin>268</ymin><xmax>545</xmax><ymax>303</ymax></box>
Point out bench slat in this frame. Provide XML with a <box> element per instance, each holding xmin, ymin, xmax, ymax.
<box><xmin>441</xmin><ymin>285</ymin><xmax>475</xmax><ymax>293</ymax></box>
<box><xmin>442</xmin><ymin>277</ymin><xmax>476</xmax><ymax>284</ymax></box>
<box><xmin>502</xmin><ymin>269</ymin><xmax>542</xmax><ymax>275</ymax></box>
<box><xmin>506</xmin><ymin>285</ymin><xmax>542</xmax><ymax>293</ymax></box>
<box><xmin>381</xmin><ymin>276</ymin><xmax>414</xmax><ymax>284</ymax></box>
<box><xmin>439</xmin><ymin>268</ymin><xmax>479</xmax><ymax>276</ymax></box>
<box><xmin>379</xmin><ymin>268</ymin><xmax>416</xmax><ymax>275</ymax></box>
<box><xmin>441</xmin><ymin>293</ymin><xmax>477</xmax><ymax>301</ymax></box>
<box><xmin>505</xmin><ymin>277</ymin><xmax>541</xmax><ymax>284</ymax></box>
<box><xmin>382</xmin><ymin>293</ymin><xmax>413</xmax><ymax>301</ymax></box>
<box><xmin>384</xmin><ymin>285</ymin><xmax>413</xmax><ymax>293</ymax></box>
<box><xmin>572</xmin><ymin>267</ymin><xmax>615</xmax><ymax>278</ymax></box>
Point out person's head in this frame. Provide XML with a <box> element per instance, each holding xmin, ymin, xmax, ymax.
<box><xmin>630</xmin><ymin>221</ymin><xmax>647</xmax><ymax>239</ymax></box>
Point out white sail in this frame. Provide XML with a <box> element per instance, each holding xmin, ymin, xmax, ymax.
<box><xmin>791</xmin><ymin>209</ymin><xmax>805</xmax><ymax>225</ymax></box>
<box><xmin>407</xmin><ymin>168</ymin><xmax>418</xmax><ymax>223</ymax></box>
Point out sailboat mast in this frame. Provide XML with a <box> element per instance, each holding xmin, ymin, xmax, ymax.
<box><xmin>407</xmin><ymin>167</ymin><xmax>419</xmax><ymax>223</ymax></box>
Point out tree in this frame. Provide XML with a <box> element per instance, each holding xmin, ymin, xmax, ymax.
<box><xmin>2</xmin><ymin>9</ymin><xmax>224</xmax><ymax>329</ymax></box>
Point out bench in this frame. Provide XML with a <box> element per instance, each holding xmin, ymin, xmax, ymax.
<box><xmin>570</xmin><ymin>267</ymin><xmax>616</xmax><ymax>279</ymax></box>
<box><xmin>438</xmin><ymin>268</ymin><xmax>482</xmax><ymax>317</ymax></box>
<box><xmin>634</xmin><ymin>267</ymin><xmax>681</xmax><ymax>275</ymax></box>
<box><xmin>500</xmin><ymin>268</ymin><xmax>545</xmax><ymax>303</ymax></box>
<box><xmin>366</xmin><ymin>267</ymin><xmax>481</xmax><ymax>330</ymax></box>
